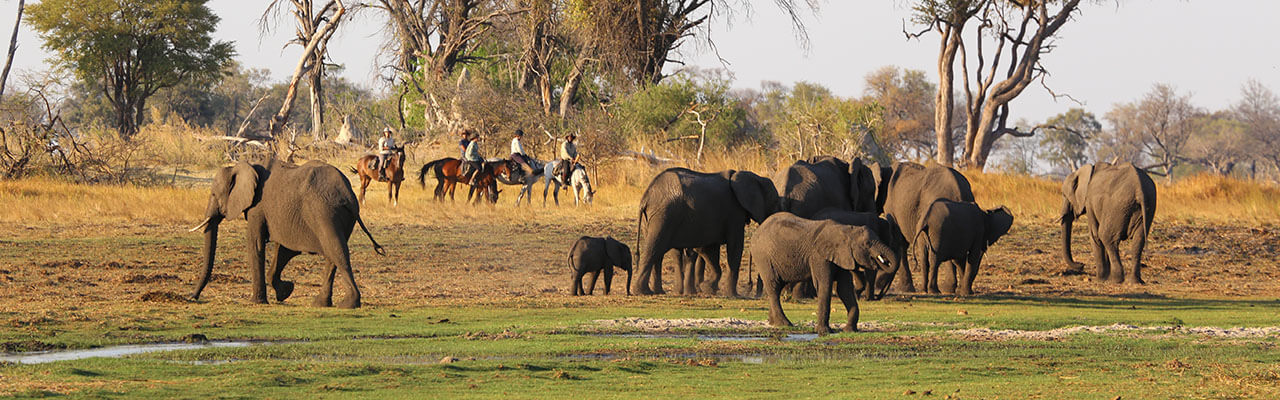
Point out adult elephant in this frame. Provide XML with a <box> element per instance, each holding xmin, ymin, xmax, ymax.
<box><xmin>1060</xmin><ymin>162</ymin><xmax>1157</xmax><ymax>284</ymax></box>
<box><xmin>634</xmin><ymin>168</ymin><xmax>780</xmax><ymax>296</ymax></box>
<box><xmin>876</xmin><ymin>161</ymin><xmax>975</xmax><ymax>292</ymax></box>
<box><xmin>773</xmin><ymin>156</ymin><xmax>878</xmax><ymax>217</ymax></box>
<box><xmin>188</xmin><ymin>160</ymin><xmax>384</xmax><ymax>308</ymax></box>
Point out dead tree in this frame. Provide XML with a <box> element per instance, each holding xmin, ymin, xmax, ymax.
<box><xmin>263</xmin><ymin>0</ymin><xmax>338</xmax><ymax>141</ymax></box>
<box><xmin>266</xmin><ymin>0</ymin><xmax>348</xmax><ymax>158</ymax></box>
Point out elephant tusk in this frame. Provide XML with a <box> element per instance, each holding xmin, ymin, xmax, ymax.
<box><xmin>876</xmin><ymin>255</ymin><xmax>887</xmax><ymax>265</ymax></box>
<box><xmin>188</xmin><ymin>217</ymin><xmax>212</xmax><ymax>232</ymax></box>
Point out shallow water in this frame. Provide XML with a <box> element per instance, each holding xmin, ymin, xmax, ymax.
<box><xmin>595</xmin><ymin>333</ymin><xmax>821</xmax><ymax>342</ymax></box>
<box><xmin>0</xmin><ymin>341</ymin><xmax>271</xmax><ymax>365</ymax></box>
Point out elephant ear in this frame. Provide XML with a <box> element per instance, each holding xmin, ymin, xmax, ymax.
<box><xmin>732</xmin><ymin>171</ymin><xmax>780</xmax><ymax>224</ymax></box>
<box><xmin>869</xmin><ymin>162</ymin><xmax>892</xmax><ymax>213</ymax></box>
<box><xmin>1068</xmin><ymin>164</ymin><xmax>1095</xmax><ymax>216</ymax></box>
<box><xmin>605</xmin><ymin>237</ymin><xmax>631</xmax><ymax>270</ymax></box>
<box><xmin>848</xmin><ymin>158</ymin><xmax>876</xmax><ymax>212</ymax></box>
<box><xmin>985</xmin><ymin>206</ymin><xmax>1015</xmax><ymax>246</ymax></box>
<box><xmin>224</xmin><ymin>162</ymin><xmax>260</xmax><ymax>220</ymax></box>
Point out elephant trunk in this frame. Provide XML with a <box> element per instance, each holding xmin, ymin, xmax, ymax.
<box><xmin>1060</xmin><ymin>200</ymin><xmax>1081</xmax><ymax>271</ymax></box>
<box><xmin>191</xmin><ymin>217</ymin><xmax>222</xmax><ymax>300</ymax></box>
<box><xmin>869</xmin><ymin>241</ymin><xmax>899</xmax><ymax>299</ymax></box>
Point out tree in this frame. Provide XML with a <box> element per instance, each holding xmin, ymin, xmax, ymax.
<box><xmin>266</xmin><ymin>0</ymin><xmax>349</xmax><ymax>158</ymax></box>
<box><xmin>1185</xmin><ymin>111</ymin><xmax>1246</xmax><ymax>176</ymax></box>
<box><xmin>863</xmin><ymin>66</ymin><xmax>938</xmax><ymax>160</ymax></box>
<box><xmin>27</xmin><ymin>0</ymin><xmax>234</xmax><ymax>139</ymax></box>
<box><xmin>1234</xmin><ymin>79</ymin><xmax>1280</xmax><ymax>181</ymax></box>
<box><xmin>910</xmin><ymin>0</ymin><xmax>1088</xmax><ymax>169</ymax></box>
<box><xmin>1037</xmin><ymin>108</ymin><xmax>1098</xmax><ymax>174</ymax></box>
<box><xmin>1106</xmin><ymin>83</ymin><xmax>1198</xmax><ymax>182</ymax></box>
<box><xmin>263</xmin><ymin>0</ymin><xmax>339</xmax><ymax>141</ymax></box>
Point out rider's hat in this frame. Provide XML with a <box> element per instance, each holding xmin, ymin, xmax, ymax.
<box><xmin>514</xmin><ymin>129</ymin><xmax>524</xmax><ymax>137</ymax></box>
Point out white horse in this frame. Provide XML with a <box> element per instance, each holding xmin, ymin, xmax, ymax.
<box><xmin>519</xmin><ymin>160</ymin><xmax>593</xmax><ymax>206</ymax></box>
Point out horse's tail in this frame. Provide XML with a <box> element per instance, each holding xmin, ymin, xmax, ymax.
<box><xmin>355</xmin><ymin>214</ymin><xmax>386</xmax><ymax>256</ymax></box>
<box><xmin>418</xmin><ymin>159</ymin><xmax>443</xmax><ymax>188</ymax></box>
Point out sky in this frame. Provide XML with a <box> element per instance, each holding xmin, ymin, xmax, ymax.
<box><xmin>1</xmin><ymin>0</ymin><xmax>1277</xmax><ymax>124</ymax></box>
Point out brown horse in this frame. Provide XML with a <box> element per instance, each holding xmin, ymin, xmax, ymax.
<box><xmin>417</xmin><ymin>157</ymin><xmax>500</xmax><ymax>204</ymax></box>
<box><xmin>351</xmin><ymin>147</ymin><xmax>406</xmax><ymax>206</ymax></box>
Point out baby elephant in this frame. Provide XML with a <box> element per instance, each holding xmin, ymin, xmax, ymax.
<box><xmin>913</xmin><ymin>200</ymin><xmax>1014</xmax><ymax>295</ymax></box>
<box><xmin>568</xmin><ymin>236</ymin><xmax>632</xmax><ymax>296</ymax></box>
<box><xmin>752</xmin><ymin>212</ymin><xmax>899</xmax><ymax>334</ymax></box>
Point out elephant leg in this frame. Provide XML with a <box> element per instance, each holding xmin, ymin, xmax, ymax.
<box><xmin>674</xmin><ymin>250</ymin><xmax>688</xmax><ymax>295</ymax></box>
<box><xmin>1127</xmin><ymin>229</ymin><xmax>1148</xmax><ymax>284</ymax></box>
<box><xmin>1090</xmin><ymin>234</ymin><xmax>1110</xmax><ymax>281</ymax></box>
<box><xmin>313</xmin><ymin>264</ymin><xmax>336</xmax><ymax>307</ymax></box>
<box><xmin>813</xmin><ymin>264</ymin><xmax>835</xmax><ymax>335</ymax></box>
<box><xmin>571</xmin><ymin>270</ymin><xmax>584</xmax><ymax>296</ymax></box>
<box><xmin>1104</xmin><ymin>241</ymin><xmax>1126</xmax><ymax>284</ymax></box>
<box><xmin>586</xmin><ymin>270</ymin><xmax>601</xmax><ymax>295</ymax></box>
<box><xmin>246</xmin><ymin>217</ymin><xmax>269</xmax><ymax>304</ymax></box>
<box><xmin>633</xmin><ymin>243</ymin><xmax>665</xmax><ymax>295</ymax></box>
<box><xmin>958</xmin><ymin>251</ymin><xmax>983</xmax><ymax>296</ymax></box>
<box><xmin>764</xmin><ymin>272</ymin><xmax>792</xmax><ymax>327</ymax></box>
<box><xmin>603</xmin><ymin>267</ymin><xmax>614</xmax><ymax>295</ymax></box>
<box><xmin>317</xmin><ymin>230</ymin><xmax>360</xmax><ymax>309</ymax></box>
<box><xmin>269</xmin><ymin>244</ymin><xmax>299</xmax><ymax>303</ymax></box>
<box><xmin>651</xmin><ymin>259</ymin><xmax>666</xmax><ymax>295</ymax></box>
<box><xmin>698</xmin><ymin>246</ymin><xmax>722</xmax><ymax>295</ymax></box>
<box><xmin>894</xmin><ymin>241</ymin><xmax>917</xmax><ymax>293</ymax></box>
<box><xmin>725</xmin><ymin>232</ymin><xmax>745</xmax><ymax>297</ymax></box>
<box><xmin>695</xmin><ymin>255</ymin><xmax>706</xmax><ymax>290</ymax></box>
<box><xmin>924</xmin><ymin>247</ymin><xmax>941</xmax><ymax>295</ymax></box>
<box><xmin>833</xmin><ymin>269</ymin><xmax>860</xmax><ymax>332</ymax></box>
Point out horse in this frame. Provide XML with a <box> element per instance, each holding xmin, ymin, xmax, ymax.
<box><xmin>351</xmin><ymin>147</ymin><xmax>406</xmax><ymax>206</ymax></box>
<box><xmin>538</xmin><ymin>160</ymin><xmax>594</xmax><ymax>206</ymax></box>
<box><xmin>495</xmin><ymin>157</ymin><xmax>550</xmax><ymax>206</ymax></box>
<box><xmin>417</xmin><ymin>157</ymin><xmax>500</xmax><ymax>204</ymax></box>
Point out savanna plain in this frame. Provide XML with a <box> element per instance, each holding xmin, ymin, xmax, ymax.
<box><xmin>2</xmin><ymin>161</ymin><xmax>1280</xmax><ymax>399</ymax></box>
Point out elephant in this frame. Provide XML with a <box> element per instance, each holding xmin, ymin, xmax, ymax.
<box><xmin>634</xmin><ymin>167</ymin><xmax>780</xmax><ymax>296</ymax></box>
<box><xmin>773</xmin><ymin>156</ymin><xmax>878</xmax><ymax>217</ymax></box>
<box><xmin>752</xmin><ymin>212</ymin><xmax>899</xmax><ymax>334</ymax></box>
<box><xmin>912</xmin><ymin>200</ymin><xmax>1014</xmax><ymax>295</ymax></box>
<box><xmin>673</xmin><ymin>247</ymin><xmax>709</xmax><ymax>296</ymax></box>
<box><xmin>811</xmin><ymin>208</ymin><xmax>904</xmax><ymax>300</ymax></box>
<box><xmin>568</xmin><ymin>236</ymin><xmax>632</xmax><ymax>296</ymax></box>
<box><xmin>1060</xmin><ymin>162</ymin><xmax>1157</xmax><ymax>284</ymax></box>
<box><xmin>188</xmin><ymin>160</ymin><xmax>384</xmax><ymax>308</ymax></box>
<box><xmin>875</xmin><ymin>161</ymin><xmax>975</xmax><ymax>292</ymax></box>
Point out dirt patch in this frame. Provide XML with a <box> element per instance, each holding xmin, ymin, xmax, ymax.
<box><xmin>0</xmin><ymin>340</ymin><xmax>66</xmax><ymax>353</ymax></box>
<box><xmin>951</xmin><ymin>324</ymin><xmax>1280</xmax><ymax>341</ymax></box>
<box><xmin>210</xmin><ymin>273</ymin><xmax>249</xmax><ymax>284</ymax></box>
<box><xmin>139</xmin><ymin>291</ymin><xmax>191</xmax><ymax>303</ymax></box>
<box><xmin>462</xmin><ymin>329</ymin><xmax>524</xmax><ymax>340</ymax></box>
<box><xmin>120</xmin><ymin>273</ymin><xmax>181</xmax><ymax>284</ymax></box>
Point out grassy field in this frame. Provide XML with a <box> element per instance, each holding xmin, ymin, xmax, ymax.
<box><xmin>2</xmin><ymin>163</ymin><xmax>1279</xmax><ymax>398</ymax></box>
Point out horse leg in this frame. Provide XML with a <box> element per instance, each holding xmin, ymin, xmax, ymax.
<box><xmin>359</xmin><ymin>176</ymin><xmax>369</xmax><ymax>205</ymax></box>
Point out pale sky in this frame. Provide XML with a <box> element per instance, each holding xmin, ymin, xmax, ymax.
<box><xmin>1</xmin><ymin>0</ymin><xmax>1277</xmax><ymax>123</ymax></box>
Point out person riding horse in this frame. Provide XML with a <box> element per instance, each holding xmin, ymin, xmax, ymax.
<box><xmin>460</xmin><ymin>132</ymin><xmax>485</xmax><ymax>183</ymax></box>
<box><xmin>375</xmin><ymin>128</ymin><xmax>398</xmax><ymax>180</ymax></box>
<box><xmin>555</xmin><ymin>133</ymin><xmax>579</xmax><ymax>189</ymax></box>
<box><xmin>509</xmin><ymin>129</ymin><xmax>533</xmax><ymax>178</ymax></box>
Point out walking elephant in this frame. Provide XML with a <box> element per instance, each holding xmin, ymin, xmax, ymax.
<box><xmin>634</xmin><ymin>168</ymin><xmax>780</xmax><ymax>296</ymax></box>
<box><xmin>1060</xmin><ymin>162</ymin><xmax>1157</xmax><ymax>284</ymax></box>
<box><xmin>876</xmin><ymin>161</ymin><xmax>975</xmax><ymax>292</ymax></box>
<box><xmin>773</xmin><ymin>156</ymin><xmax>878</xmax><ymax>217</ymax></box>
<box><xmin>913</xmin><ymin>200</ymin><xmax>1013</xmax><ymax>295</ymax></box>
<box><xmin>568</xmin><ymin>236</ymin><xmax>632</xmax><ymax>296</ymax></box>
<box><xmin>812</xmin><ymin>208</ymin><xmax>904</xmax><ymax>300</ymax></box>
<box><xmin>188</xmin><ymin>160</ymin><xmax>384</xmax><ymax>308</ymax></box>
<box><xmin>752</xmin><ymin>212</ymin><xmax>899</xmax><ymax>334</ymax></box>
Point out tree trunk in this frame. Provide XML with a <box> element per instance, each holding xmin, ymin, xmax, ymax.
<box><xmin>558</xmin><ymin>56</ymin><xmax>588</xmax><ymax>119</ymax></box>
<box><xmin>934</xmin><ymin>25</ymin><xmax>962</xmax><ymax>167</ymax></box>
<box><xmin>309</xmin><ymin>64</ymin><xmax>325</xmax><ymax>141</ymax></box>
<box><xmin>0</xmin><ymin>0</ymin><xmax>24</xmax><ymax>99</ymax></box>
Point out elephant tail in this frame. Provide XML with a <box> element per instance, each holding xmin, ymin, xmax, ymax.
<box><xmin>634</xmin><ymin>205</ymin><xmax>646</xmax><ymax>261</ymax></box>
<box><xmin>356</xmin><ymin>215</ymin><xmax>387</xmax><ymax>256</ymax></box>
<box><xmin>348</xmin><ymin>166</ymin><xmax>358</xmax><ymax>175</ymax></box>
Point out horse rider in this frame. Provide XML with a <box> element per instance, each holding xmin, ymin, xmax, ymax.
<box><xmin>555</xmin><ymin>132</ymin><xmax>579</xmax><ymax>188</ymax></box>
<box><xmin>458</xmin><ymin>129</ymin><xmax>472</xmax><ymax>159</ymax></box>
<box><xmin>509</xmin><ymin>129</ymin><xmax>533</xmax><ymax>177</ymax></box>
<box><xmin>376</xmin><ymin>128</ymin><xmax>397</xmax><ymax>180</ymax></box>
<box><xmin>461</xmin><ymin>132</ymin><xmax>484</xmax><ymax>183</ymax></box>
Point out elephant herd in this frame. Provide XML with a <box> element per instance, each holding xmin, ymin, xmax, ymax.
<box><xmin>187</xmin><ymin>157</ymin><xmax>1158</xmax><ymax>334</ymax></box>
<box><xmin>574</xmin><ymin>156</ymin><xmax>1157</xmax><ymax>333</ymax></box>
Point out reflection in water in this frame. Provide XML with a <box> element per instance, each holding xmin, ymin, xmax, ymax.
<box><xmin>0</xmin><ymin>341</ymin><xmax>270</xmax><ymax>365</ymax></box>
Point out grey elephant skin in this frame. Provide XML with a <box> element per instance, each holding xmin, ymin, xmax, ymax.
<box><xmin>1060</xmin><ymin>162</ymin><xmax>1157</xmax><ymax>283</ymax></box>
<box><xmin>634</xmin><ymin>168</ymin><xmax>780</xmax><ymax>296</ymax></box>
<box><xmin>751</xmin><ymin>212</ymin><xmax>898</xmax><ymax>334</ymax></box>
<box><xmin>811</xmin><ymin>208</ymin><xmax>904</xmax><ymax>299</ymax></box>
<box><xmin>875</xmin><ymin>161</ymin><xmax>975</xmax><ymax>292</ymax></box>
<box><xmin>773</xmin><ymin>156</ymin><xmax>878</xmax><ymax>217</ymax></box>
<box><xmin>913</xmin><ymin>200</ymin><xmax>1013</xmax><ymax>295</ymax></box>
<box><xmin>189</xmin><ymin>160</ymin><xmax>384</xmax><ymax>309</ymax></box>
<box><xmin>568</xmin><ymin>236</ymin><xmax>632</xmax><ymax>296</ymax></box>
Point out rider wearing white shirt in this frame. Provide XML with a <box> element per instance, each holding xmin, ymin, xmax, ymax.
<box><xmin>376</xmin><ymin>128</ymin><xmax>397</xmax><ymax>180</ymax></box>
<box><xmin>509</xmin><ymin>129</ymin><xmax>532</xmax><ymax>176</ymax></box>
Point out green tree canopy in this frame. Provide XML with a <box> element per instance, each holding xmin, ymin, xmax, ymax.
<box><xmin>1038</xmin><ymin>108</ymin><xmax>1100</xmax><ymax>174</ymax></box>
<box><xmin>28</xmin><ymin>0</ymin><xmax>234</xmax><ymax>139</ymax></box>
